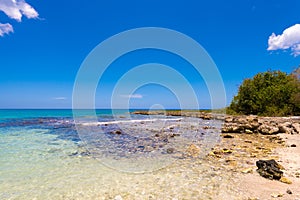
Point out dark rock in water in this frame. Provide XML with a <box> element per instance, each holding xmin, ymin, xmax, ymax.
<box><xmin>170</xmin><ymin>133</ymin><xmax>180</xmax><ymax>137</ymax></box>
<box><xmin>163</xmin><ymin>138</ymin><xmax>169</xmax><ymax>143</ymax></box>
<box><xmin>110</xmin><ymin>130</ymin><xmax>122</xmax><ymax>134</ymax></box>
<box><xmin>70</xmin><ymin>151</ymin><xmax>79</xmax><ymax>156</ymax></box>
<box><xmin>166</xmin><ymin>148</ymin><xmax>175</xmax><ymax>154</ymax></box>
<box><xmin>69</xmin><ymin>150</ymin><xmax>90</xmax><ymax>157</ymax></box>
<box><xmin>203</xmin><ymin>126</ymin><xmax>213</xmax><ymax>129</ymax></box>
<box><xmin>80</xmin><ymin>151</ymin><xmax>90</xmax><ymax>156</ymax></box>
<box><xmin>256</xmin><ymin>159</ymin><xmax>284</xmax><ymax>180</ymax></box>
<box><xmin>137</xmin><ymin>145</ymin><xmax>145</xmax><ymax>150</ymax></box>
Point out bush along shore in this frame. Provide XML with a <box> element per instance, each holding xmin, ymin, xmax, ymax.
<box><xmin>133</xmin><ymin>110</ymin><xmax>300</xmax><ymax>198</ymax></box>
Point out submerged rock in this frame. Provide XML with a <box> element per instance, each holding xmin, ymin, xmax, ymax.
<box><xmin>166</xmin><ymin>147</ymin><xmax>175</xmax><ymax>154</ymax></box>
<box><xmin>256</xmin><ymin>159</ymin><xmax>284</xmax><ymax>180</ymax></box>
<box><xmin>110</xmin><ymin>130</ymin><xmax>122</xmax><ymax>134</ymax></box>
<box><xmin>186</xmin><ymin>144</ymin><xmax>201</xmax><ymax>157</ymax></box>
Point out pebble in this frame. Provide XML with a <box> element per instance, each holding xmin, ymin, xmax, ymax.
<box><xmin>271</xmin><ymin>193</ymin><xmax>283</xmax><ymax>198</ymax></box>
<box><xmin>245</xmin><ymin>129</ymin><xmax>253</xmax><ymax>134</ymax></box>
<box><xmin>286</xmin><ymin>189</ymin><xmax>292</xmax><ymax>194</ymax></box>
<box><xmin>114</xmin><ymin>195</ymin><xmax>123</xmax><ymax>200</ymax></box>
<box><xmin>167</xmin><ymin>148</ymin><xmax>175</xmax><ymax>154</ymax></box>
<box><xmin>279</xmin><ymin>177</ymin><xmax>292</xmax><ymax>184</ymax></box>
<box><xmin>222</xmin><ymin>148</ymin><xmax>233</xmax><ymax>154</ymax></box>
<box><xmin>291</xmin><ymin>144</ymin><xmax>297</xmax><ymax>147</ymax></box>
<box><xmin>241</xmin><ymin>168</ymin><xmax>253</xmax><ymax>174</ymax></box>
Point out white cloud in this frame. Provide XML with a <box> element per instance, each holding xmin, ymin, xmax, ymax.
<box><xmin>0</xmin><ymin>0</ymin><xmax>39</xmax><ymax>21</ymax></box>
<box><xmin>120</xmin><ymin>94</ymin><xmax>143</xmax><ymax>99</ymax></box>
<box><xmin>292</xmin><ymin>44</ymin><xmax>300</xmax><ymax>56</ymax></box>
<box><xmin>53</xmin><ymin>97</ymin><xmax>67</xmax><ymax>100</ymax></box>
<box><xmin>0</xmin><ymin>23</ymin><xmax>13</xmax><ymax>36</ymax></box>
<box><xmin>0</xmin><ymin>0</ymin><xmax>39</xmax><ymax>37</ymax></box>
<box><xmin>267</xmin><ymin>24</ymin><xmax>300</xmax><ymax>56</ymax></box>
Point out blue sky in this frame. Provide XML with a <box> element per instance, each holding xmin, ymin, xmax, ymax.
<box><xmin>0</xmin><ymin>0</ymin><xmax>300</xmax><ymax>109</ymax></box>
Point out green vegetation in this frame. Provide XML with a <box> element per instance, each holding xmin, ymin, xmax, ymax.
<box><xmin>227</xmin><ymin>67</ymin><xmax>300</xmax><ymax>116</ymax></box>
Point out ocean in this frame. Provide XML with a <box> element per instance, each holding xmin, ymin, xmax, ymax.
<box><xmin>0</xmin><ymin>109</ymin><xmax>225</xmax><ymax>199</ymax></box>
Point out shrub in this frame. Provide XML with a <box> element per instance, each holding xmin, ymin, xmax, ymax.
<box><xmin>228</xmin><ymin>69</ymin><xmax>300</xmax><ymax>116</ymax></box>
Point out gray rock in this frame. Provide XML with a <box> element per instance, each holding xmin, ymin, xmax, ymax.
<box><xmin>258</xmin><ymin>124</ymin><xmax>279</xmax><ymax>135</ymax></box>
<box><xmin>279</xmin><ymin>123</ymin><xmax>291</xmax><ymax>134</ymax></box>
<box><xmin>225</xmin><ymin>116</ymin><xmax>233</xmax><ymax>123</ymax></box>
<box><xmin>221</xmin><ymin>115</ymin><xmax>299</xmax><ymax>135</ymax></box>
<box><xmin>292</xmin><ymin>123</ymin><xmax>300</xmax><ymax>134</ymax></box>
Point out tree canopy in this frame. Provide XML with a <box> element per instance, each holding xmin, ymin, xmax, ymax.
<box><xmin>228</xmin><ymin>68</ymin><xmax>300</xmax><ymax>116</ymax></box>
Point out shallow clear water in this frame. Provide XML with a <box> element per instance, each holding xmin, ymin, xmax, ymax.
<box><xmin>0</xmin><ymin>109</ymin><xmax>235</xmax><ymax>199</ymax></box>
<box><xmin>0</xmin><ymin>109</ymin><xmax>131</xmax><ymax>120</ymax></box>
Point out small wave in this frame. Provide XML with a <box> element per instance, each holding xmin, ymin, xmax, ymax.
<box><xmin>77</xmin><ymin>117</ymin><xmax>183</xmax><ymax>126</ymax></box>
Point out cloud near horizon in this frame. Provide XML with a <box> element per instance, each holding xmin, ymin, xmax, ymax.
<box><xmin>0</xmin><ymin>0</ymin><xmax>39</xmax><ymax>37</ymax></box>
<box><xmin>52</xmin><ymin>97</ymin><xmax>67</xmax><ymax>100</ymax></box>
<box><xmin>267</xmin><ymin>24</ymin><xmax>300</xmax><ymax>56</ymax></box>
<box><xmin>0</xmin><ymin>23</ymin><xmax>13</xmax><ymax>36</ymax></box>
<box><xmin>120</xmin><ymin>94</ymin><xmax>143</xmax><ymax>99</ymax></box>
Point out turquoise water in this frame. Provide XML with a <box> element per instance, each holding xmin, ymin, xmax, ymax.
<box><xmin>0</xmin><ymin>109</ymin><xmax>225</xmax><ymax>199</ymax></box>
<box><xmin>0</xmin><ymin>109</ymin><xmax>131</xmax><ymax>120</ymax></box>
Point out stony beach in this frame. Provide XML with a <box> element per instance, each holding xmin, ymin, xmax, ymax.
<box><xmin>131</xmin><ymin>110</ymin><xmax>300</xmax><ymax>199</ymax></box>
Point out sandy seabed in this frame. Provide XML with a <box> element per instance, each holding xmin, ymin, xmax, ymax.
<box><xmin>1</xmin><ymin>117</ymin><xmax>300</xmax><ymax>200</ymax></box>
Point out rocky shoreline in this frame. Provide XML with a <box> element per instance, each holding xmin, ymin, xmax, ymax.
<box><xmin>222</xmin><ymin>115</ymin><xmax>300</xmax><ymax>135</ymax></box>
<box><xmin>132</xmin><ymin>110</ymin><xmax>300</xmax><ymax>199</ymax></box>
<box><xmin>132</xmin><ymin>110</ymin><xmax>300</xmax><ymax>135</ymax></box>
<box><xmin>132</xmin><ymin>110</ymin><xmax>223</xmax><ymax>120</ymax></box>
